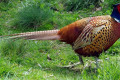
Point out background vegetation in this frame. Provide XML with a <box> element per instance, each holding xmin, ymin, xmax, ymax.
<box><xmin>0</xmin><ymin>0</ymin><xmax>120</xmax><ymax>79</ymax></box>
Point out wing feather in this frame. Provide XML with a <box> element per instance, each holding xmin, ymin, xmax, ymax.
<box><xmin>73</xmin><ymin>19</ymin><xmax>110</xmax><ymax>50</ymax></box>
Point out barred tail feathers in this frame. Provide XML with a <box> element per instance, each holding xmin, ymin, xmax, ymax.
<box><xmin>3</xmin><ymin>30</ymin><xmax>60</xmax><ymax>40</ymax></box>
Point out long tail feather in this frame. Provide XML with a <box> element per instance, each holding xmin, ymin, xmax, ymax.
<box><xmin>1</xmin><ymin>30</ymin><xmax>60</xmax><ymax>40</ymax></box>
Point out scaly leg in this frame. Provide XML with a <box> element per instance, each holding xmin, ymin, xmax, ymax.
<box><xmin>78</xmin><ymin>55</ymin><xmax>84</xmax><ymax>65</ymax></box>
<box><xmin>83</xmin><ymin>57</ymin><xmax>99</xmax><ymax>71</ymax></box>
<box><xmin>95</xmin><ymin>57</ymin><xmax>99</xmax><ymax>69</ymax></box>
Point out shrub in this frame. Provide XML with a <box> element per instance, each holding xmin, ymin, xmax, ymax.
<box><xmin>0</xmin><ymin>0</ymin><xmax>9</xmax><ymax>3</ymax></box>
<box><xmin>45</xmin><ymin>0</ymin><xmax>101</xmax><ymax>11</ymax></box>
<box><xmin>0</xmin><ymin>0</ymin><xmax>16</xmax><ymax>11</ymax></box>
<box><xmin>14</xmin><ymin>0</ymin><xmax>53</xmax><ymax>29</ymax></box>
<box><xmin>63</xmin><ymin>0</ymin><xmax>102</xmax><ymax>11</ymax></box>
<box><xmin>101</xmin><ymin>0</ymin><xmax>120</xmax><ymax>12</ymax></box>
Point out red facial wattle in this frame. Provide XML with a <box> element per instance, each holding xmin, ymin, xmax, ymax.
<box><xmin>117</xmin><ymin>5</ymin><xmax>120</xmax><ymax>14</ymax></box>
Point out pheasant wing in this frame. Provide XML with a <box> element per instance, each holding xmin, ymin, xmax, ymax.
<box><xmin>73</xmin><ymin>19</ymin><xmax>110</xmax><ymax>50</ymax></box>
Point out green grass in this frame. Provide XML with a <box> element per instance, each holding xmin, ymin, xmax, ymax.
<box><xmin>1</xmin><ymin>0</ymin><xmax>120</xmax><ymax>80</ymax></box>
<box><xmin>0</xmin><ymin>39</ymin><xmax>120</xmax><ymax>80</ymax></box>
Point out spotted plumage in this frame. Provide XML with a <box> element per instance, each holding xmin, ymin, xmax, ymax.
<box><xmin>1</xmin><ymin>3</ymin><xmax>120</xmax><ymax>67</ymax></box>
<box><xmin>73</xmin><ymin>16</ymin><xmax>119</xmax><ymax>57</ymax></box>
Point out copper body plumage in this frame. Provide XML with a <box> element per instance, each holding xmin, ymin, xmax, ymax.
<box><xmin>58</xmin><ymin>15</ymin><xmax>120</xmax><ymax>57</ymax></box>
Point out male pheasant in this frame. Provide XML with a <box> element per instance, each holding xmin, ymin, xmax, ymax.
<box><xmin>1</xmin><ymin>4</ymin><xmax>120</xmax><ymax>67</ymax></box>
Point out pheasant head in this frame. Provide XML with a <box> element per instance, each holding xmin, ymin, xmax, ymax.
<box><xmin>111</xmin><ymin>3</ymin><xmax>120</xmax><ymax>23</ymax></box>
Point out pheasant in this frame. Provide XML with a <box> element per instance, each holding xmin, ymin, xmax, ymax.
<box><xmin>1</xmin><ymin>3</ymin><xmax>120</xmax><ymax>68</ymax></box>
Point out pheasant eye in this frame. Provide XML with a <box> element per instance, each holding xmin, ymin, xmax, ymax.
<box><xmin>117</xmin><ymin>5</ymin><xmax>120</xmax><ymax>13</ymax></box>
